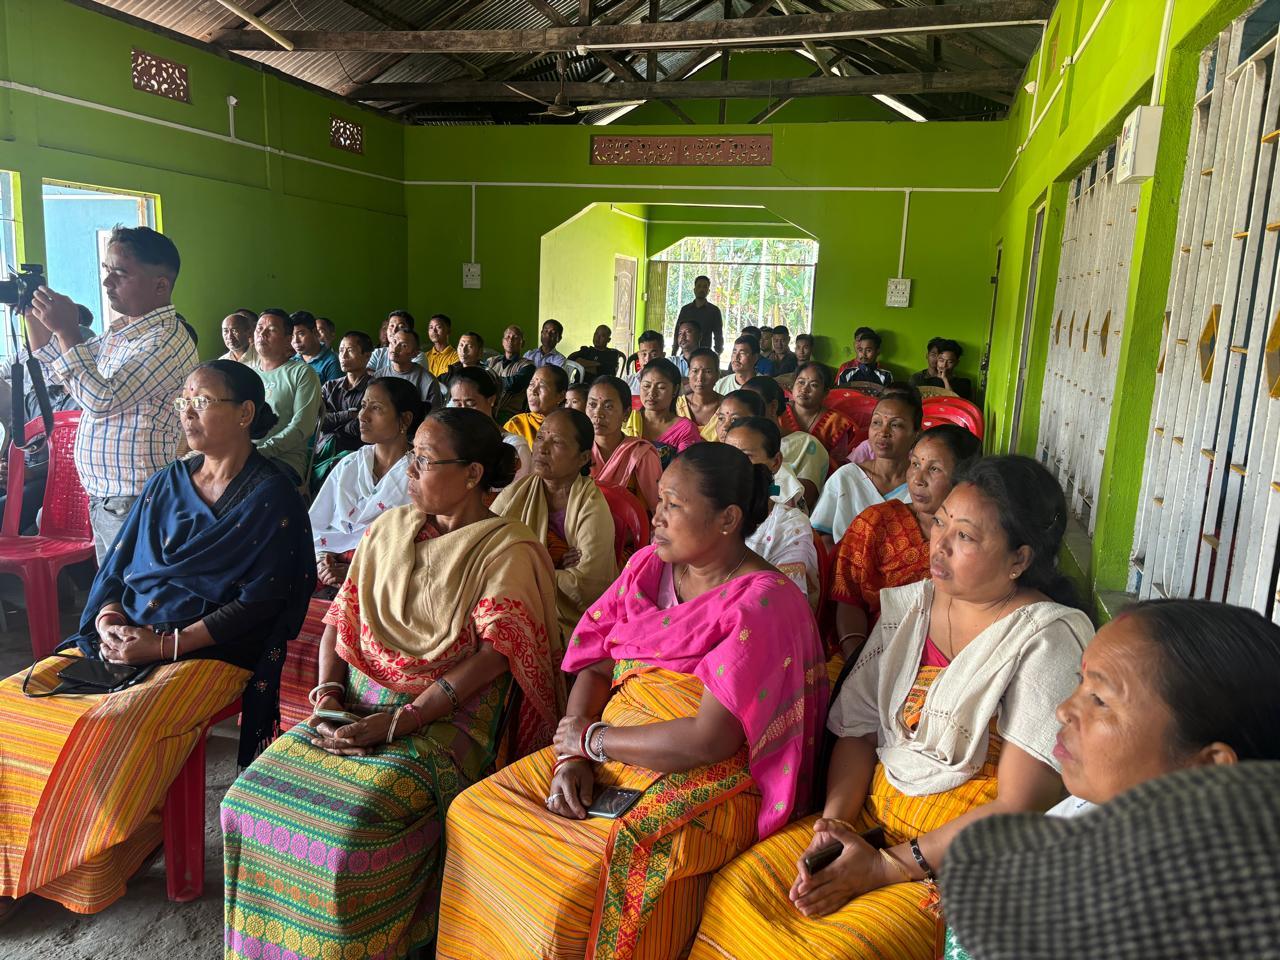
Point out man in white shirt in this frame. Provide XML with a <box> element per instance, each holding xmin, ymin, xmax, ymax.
<box><xmin>219</xmin><ymin>310</ymin><xmax>258</xmax><ymax>367</ymax></box>
<box><xmin>382</xmin><ymin>327</ymin><xmax>443</xmax><ymax>411</ymax></box>
<box><xmin>715</xmin><ymin>334</ymin><xmax>762</xmax><ymax>395</ymax></box>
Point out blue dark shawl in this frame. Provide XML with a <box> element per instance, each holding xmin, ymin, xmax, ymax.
<box><xmin>66</xmin><ymin>450</ymin><xmax>315</xmax><ymax>765</ymax></box>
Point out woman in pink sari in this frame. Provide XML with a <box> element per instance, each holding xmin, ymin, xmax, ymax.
<box><xmin>588</xmin><ymin>375</ymin><xmax>663</xmax><ymax>513</ymax></box>
<box><xmin>624</xmin><ymin>358</ymin><xmax>704</xmax><ymax>469</ymax></box>
<box><xmin>437</xmin><ymin>442</ymin><xmax>829</xmax><ymax>960</ymax></box>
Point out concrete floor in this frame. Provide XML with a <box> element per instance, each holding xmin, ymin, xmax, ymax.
<box><xmin>0</xmin><ymin>569</ymin><xmax>231</xmax><ymax>960</ymax></box>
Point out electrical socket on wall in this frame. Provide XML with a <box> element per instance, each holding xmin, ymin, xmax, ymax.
<box><xmin>886</xmin><ymin>277</ymin><xmax>912</xmax><ymax>308</ymax></box>
<box><xmin>463</xmin><ymin>262</ymin><xmax>482</xmax><ymax>289</ymax></box>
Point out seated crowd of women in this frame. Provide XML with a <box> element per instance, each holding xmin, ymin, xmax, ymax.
<box><xmin>0</xmin><ymin>355</ymin><xmax>1277</xmax><ymax>960</ymax></box>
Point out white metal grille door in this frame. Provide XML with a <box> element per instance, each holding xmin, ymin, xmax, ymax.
<box><xmin>1037</xmin><ymin>147</ymin><xmax>1140</xmax><ymax>534</ymax></box>
<box><xmin>1132</xmin><ymin>10</ymin><xmax>1280</xmax><ymax>623</ymax></box>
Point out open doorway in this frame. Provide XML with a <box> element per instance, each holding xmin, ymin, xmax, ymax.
<box><xmin>42</xmin><ymin>181</ymin><xmax>157</xmax><ymax>334</ymax></box>
<box><xmin>647</xmin><ymin>235</ymin><xmax>818</xmax><ymax>364</ymax></box>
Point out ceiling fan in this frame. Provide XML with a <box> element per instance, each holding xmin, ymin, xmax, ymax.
<box><xmin>503</xmin><ymin>56</ymin><xmax>646</xmax><ymax>117</ymax></box>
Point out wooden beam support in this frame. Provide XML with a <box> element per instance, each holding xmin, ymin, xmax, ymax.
<box><xmin>213</xmin><ymin>1</ymin><xmax>1053</xmax><ymax>52</ymax></box>
<box><xmin>348</xmin><ymin>68</ymin><xmax>1022</xmax><ymax>101</ymax></box>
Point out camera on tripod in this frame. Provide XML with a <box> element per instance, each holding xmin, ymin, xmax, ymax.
<box><xmin>0</xmin><ymin>264</ymin><xmax>46</xmax><ymax>314</ymax></box>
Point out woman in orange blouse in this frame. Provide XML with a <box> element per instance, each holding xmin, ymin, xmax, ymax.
<box><xmin>830</xmin><ymin>424</ymin><xmax>979</xmax><ymax>660</ymax></box>
<box><xmin>782</xmin><ymin>361</ymin><xmax>860</xmax><ymax>473</ymax></box>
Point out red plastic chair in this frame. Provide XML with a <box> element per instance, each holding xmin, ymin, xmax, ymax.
<box><xmin>0</xmin><ymin>412</ymin><xmax>95</xmax><ymax>660</ymax></box>
<box><xmin>823</xmin><ymin>388</ymin><xmax>880</xmax><ymax>432</ymax></box>
<box><xmin>921</xmin><ymin>396</ymin><xmax>985</xmax><ymax>439</ymax></box>
<box><xmin>813</xmin><ymin>529</ymin><xmax>839</xmax><ymax>656</ymax></box>
<box><xmin>596</xmin><ymin>482</ymin><xmax>649</xmax><ymax>564</ymax></box>
<box><xmin>163</xmin><ymin>697</ymin><xmax>241</xmax><ymax>902</ymax></box>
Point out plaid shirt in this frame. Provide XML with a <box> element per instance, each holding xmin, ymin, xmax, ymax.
<box><xmin>36</xmin><ymin>304</ymin><xmax>198</xmax><ymax>498</ymax></box>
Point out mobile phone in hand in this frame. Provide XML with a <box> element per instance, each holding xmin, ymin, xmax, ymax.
<box><xmin>314</xmin><ymin>709</ymin><xmax>362</xmax><ymax>726</ymax></box>
<box><xmin>803</xmin><ymin>840</ymin><xmax>844</xmax><ymax>875</ymax></box>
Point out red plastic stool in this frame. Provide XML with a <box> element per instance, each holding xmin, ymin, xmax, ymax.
<box><xmin>162</xmin><ymin>698</ymin><xmax>241</xmax><ymax>902</ymax></box>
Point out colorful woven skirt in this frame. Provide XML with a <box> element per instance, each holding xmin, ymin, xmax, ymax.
<box><xmin>436</xmin><ymin>667</ymin><xmax>760</xmax><ymax>960</ymax></box>
<box><xmin>221</xmin><ymin>671</ymin><xmax>509</xmax><ymax>960</ymax></box>
<box><xmin>0</xmin><ymin>654</ymin><xmax>248</xmax><ymax>913</ymax></box>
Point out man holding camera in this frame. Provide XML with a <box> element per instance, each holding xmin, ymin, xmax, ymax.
<box><xmin>26</xmin><ymin>225</ymin><xmax>197</xmax><ymax>561</ymax></box>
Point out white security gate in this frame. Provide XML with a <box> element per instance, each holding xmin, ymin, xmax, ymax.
<box><xmin>1131</xmin><ymin>9</ymin><xmax>1280</xmax><ymax>623</ymax></box>
<box><xmin>1037</xmin><ymin>147</ymin><xmax>1141</xmax><ymax>533</ymax></box>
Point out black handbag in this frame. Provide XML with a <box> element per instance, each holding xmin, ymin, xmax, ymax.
<box><xmin>21</xmin><ymin>651</ymin><xmax>157</xmax><ymax>698</ymax></box>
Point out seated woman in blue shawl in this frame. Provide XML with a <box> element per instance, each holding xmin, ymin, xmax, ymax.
<box><xmin>0</xmin><ymin>360</ymin><xmax>314</xmax><ymax>919</ymax></box>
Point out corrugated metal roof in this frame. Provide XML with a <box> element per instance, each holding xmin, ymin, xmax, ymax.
<box><xmin>88</xmin><ymin>0</ymin><xmax>1045</xmax><ymax>123</ymax></box>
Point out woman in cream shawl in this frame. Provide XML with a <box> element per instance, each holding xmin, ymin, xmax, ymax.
<box><xmin>222</xmin><ymin>409</ymin><xmax>564</xmax><ymax>960</ymax></box>
<box><xmin>493</xmin><ymin>407</ymin><xmax>617</xmax><ymax>649</ymax></box>
<box><xmin>691</xmin><ymin>456</ymin><xmax>1094</xmax><ymax>960</ymax></box>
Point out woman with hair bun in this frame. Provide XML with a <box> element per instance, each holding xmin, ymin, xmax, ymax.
<box><xmin>222</xmin><ymin>408</ymin><xmax>564</xmax><ymax>960</ymax></box>
<box><xmin>0</xmin><ymin>360</ymin><xmax>313</xmax><ymax>920</ymax></box>
<box><xmin>941</xmin><ymin>598</ymin><xmax>1280</xmax><ymax>959</ymax></box>
<box><xmin>437</xmin><ymin>442</ymin><xmax>829</xmax><ymax>960</ymax></box>
<box><xmin>691</xmin><ymin>455</ymin><xmax>1093</xmax><ymax>960</ymax></box>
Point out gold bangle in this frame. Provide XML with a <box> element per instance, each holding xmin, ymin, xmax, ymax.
<box><xmin>823</xmin><ymin>816</ymin><xmax>858</xmax><ymax>834</ymax></box>
<box><xmin>879</xmin><ymin>847</ymin><xmax>913</xmax><ymax>884</ymax></box>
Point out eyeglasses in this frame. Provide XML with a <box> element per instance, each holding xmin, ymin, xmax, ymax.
<box><xmin>408</xmin><ymin>454</ymin><xmax>470</xmax><ymax>472</ymax></box>
<box><xmin>172</xmin><ymin>396</ymin><xmax>238</xmax><ymax>413</ymax></box>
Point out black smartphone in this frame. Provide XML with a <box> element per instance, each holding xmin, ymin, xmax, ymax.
<box><xmin>802</xmin><ymin>840</ymin><xmax>844</xmax><ymax>875</ymax></box>
<box><xmin>587</xmin><ymin>786</ymin><xmax>644</xmax><ymax>819</ymax></box>
<box><xmin>802</xmin><ymin>826</ymin><xmax>887</xmax><ymax>874</ymax></box>
<box><xmin>57</xmin><ymin>658</ymin><xmax>142</xmax><ymax>690</ymax></box>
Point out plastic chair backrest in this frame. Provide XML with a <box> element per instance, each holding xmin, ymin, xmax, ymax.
<box><xmin>921</xmin><ymin>396</ymin><xmax>984</xmax><ymax>439</ymax></box>
<box><xmin>563</xmin><ymin>359</ymin><xmax>586</xmax><ymax>386</ymax></box>
<box><xmin>596</xmin><ymin>481</ymin><xmax>649</xmax><ymax>564</ymax></box>
<box><xmin>3</xmin><ymin>411</ymin><xmax>90</xmax><ymax>540</ymax></box>
<box><xmin>823</xmin><ymin>388</ymin><xmax>880</xmax><ymax>433</ymax></box>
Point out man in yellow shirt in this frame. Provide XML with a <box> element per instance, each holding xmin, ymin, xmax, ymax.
<box><xmin>424</xmin><ymin>313</ymin><xmax>459</xmax><ymax>377</ymax></box>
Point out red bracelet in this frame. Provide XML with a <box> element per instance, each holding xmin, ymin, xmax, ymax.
<box><xmin>95</xmin><ymin>611</ymin><xmax>126</xmax><ymax>632</ymax></box>
<box><xmin>552</xmin><ymin>755</ymin><xmax>588</xmax><ymax>777</ymax></box>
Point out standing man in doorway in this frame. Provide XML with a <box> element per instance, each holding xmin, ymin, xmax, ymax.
<box><xmin>27</xmin><ymin>225</ymin><xmax>198</xmax><ymax>561</ymax></box>
<box><xmin>676</xmin><ymin>275</ymin><xmax>723</xmax><ymax>359</ymax></box>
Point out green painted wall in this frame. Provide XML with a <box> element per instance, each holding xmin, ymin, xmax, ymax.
<box><xmin>404</xmin><ymin>121</ymin><xmax>1004</xmax><ymax>386</ymax></box>
<box><xmin>0</xmin><ymin>0</ymin><xmax>408</xmax><ymax>351</ymax></box>
<box><xmin>980</xmin><ymin>0</ymin><xmax>1254</xmax><ymax>613</ymax></box>
<box><xmin>538</xmin><ymin>201</ymin><xmax>647</xmax><ymax>352</ymax></box>
<box><xmin>619</xmin><ymin>50</ymin><xmax>899</xmax><ymax>125</ymax></box>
